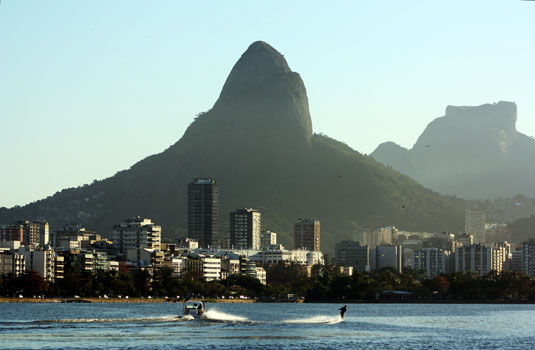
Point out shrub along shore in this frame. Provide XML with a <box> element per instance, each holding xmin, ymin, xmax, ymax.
<box><xmin>2</xmin><ymin>263</ymin><xmax>535</xmax><ymax>303</ymax></box>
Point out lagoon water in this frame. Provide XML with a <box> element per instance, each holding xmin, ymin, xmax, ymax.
<box><xmin>1</xmin><ymin>303</ymin><xmax>534</xmax><ymax>349</ymax></box>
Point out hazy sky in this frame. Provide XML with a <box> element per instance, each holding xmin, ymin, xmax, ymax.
<box><xmin>1</xmin><ymin>1</ymin><xmax>534</xmax><ymax>208</ymax></box>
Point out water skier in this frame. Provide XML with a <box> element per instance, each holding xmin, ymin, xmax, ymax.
<box><xmin>339</xmin><ymin>305</ymin><xmax>347</xmax><ymax>319</ymax></box>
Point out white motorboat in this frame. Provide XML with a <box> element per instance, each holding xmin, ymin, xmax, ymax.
<box><xmin>182</xmin><ymin>301</ymin><xmax>206</xmax><ymax>319</ymax></box>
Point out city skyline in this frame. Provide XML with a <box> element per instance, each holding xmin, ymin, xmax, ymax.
<box><xmin>2</xmin><ymin>1</ymin><xmax>535</xmax><ymax>207</ymax></box>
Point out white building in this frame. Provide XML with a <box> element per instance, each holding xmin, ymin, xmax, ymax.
<box><xmin>455</xmin><ymin>244</ymin><xmax>506</xmax><ymax>276</ymax></box>
<box><xmin>220</xmin><ymin>248</ymin><xmax>324</xmax><ymax>266</ymax></box>
<box><xmin>255</xmin><ymin>267</ymin><xmax>267</xmax><ymax>285</ymax></box>
<box><xmin>202</xmin><ymin>256</ymin><xmax>221</xmax><ymax>281</ymax></box>
<box><xmin>176</xmin><ymin>238</ymin><xmax>199</xmax><ymax>249</ymax></box>
<box><xmin>21</xmin><ymin>247</ymin><xmax>56</xmax><ymax>282</ymax></box>
<box><xmin>126</xmin><ymin>248</ymin><xmax>164</xmax><ymax>268</ymax></box>
<box><xmin>113</xmin><ymin>217</ymin><xmax>161</xmax><ymax>253</ymax></box>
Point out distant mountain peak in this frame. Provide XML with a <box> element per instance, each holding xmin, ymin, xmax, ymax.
<box><xmin>218</xmin><ymin>41</ymin><xmax>291</xmax><ymax>100</ymax></box>
<box><xmin>444</xmin><ymin>101</ymin><xmax>517</xmax><ymax>134</ymax></box>
<box><xmin>371</xmin><ymin>101</ymin><xmax>535</xmax><ymax>199</ymax></box>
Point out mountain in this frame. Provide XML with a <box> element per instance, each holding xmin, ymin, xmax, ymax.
<box><xmin>371</xmin><ymin>102</ymin><xmax>535</xmax><ymax>199</ymax></box>
<box><xmin>507</xmin><ymin>215</ymin><xmax>535</xmax><ymax>242</ymax></box>
<box><xmin>0</xmin><ymin>41</ymin><xmax>465</xmax><ymax>253</ymax></box>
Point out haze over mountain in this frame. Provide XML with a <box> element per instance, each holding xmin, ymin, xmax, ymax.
<box><xmin>371</xmin><ymin>102</ymin><xmax>535</xmax><ymax>200</ymax></box>
<box><xmin>0</xmin><ymin>41</ymin><xmax>464</xmax><ymax>253</ymax></box>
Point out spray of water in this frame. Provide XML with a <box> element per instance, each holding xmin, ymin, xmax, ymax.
<box><xmin>283</xmin><ymin>315</ymin><xmax>343</xmax><ymax>324</ymax></box>
<box><xmin>202</xmin><ymin>309</ymin><xmax>248</xmax><ymax>322</ymax></box>
<box><xmin>36</xmin><ymin>315</ymin><xmax>186</xmax><ymax>324</ymax></box>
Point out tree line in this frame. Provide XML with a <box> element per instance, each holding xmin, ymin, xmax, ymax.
<box><xmin>1</xmin><ymin>263</ymin><xmax>535</xmax><ymax>302</ymax></box>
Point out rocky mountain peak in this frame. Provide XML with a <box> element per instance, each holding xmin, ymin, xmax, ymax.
<box><xmin>444</xmin><ymin>101</ymin><xmax>517</xmax><ymax>134</ymax></box>
<box><xmin>218</xmin><ymin>41</ymin><xmax>292</xmax><ymax>100</ymax></box>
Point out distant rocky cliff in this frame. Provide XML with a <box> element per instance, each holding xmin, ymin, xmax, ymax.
<box><xmin>372</xmin><ymin>101</ymin><xmax>535</xmax><ymax>199</ymax></box>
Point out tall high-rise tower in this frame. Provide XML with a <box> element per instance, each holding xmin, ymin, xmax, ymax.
<box><xmin>188</xmin><ymin>178</ymin><xmax>219</xmax><ymax>248</ymax></box>
<box><xmin>465</xmin><ymin>208</ymin><xmax>486</xmax><ymax>243</ymax></box>
<box><xmin>294</xmin><ymin>218</ymin><xmax>320</xmax><ymax>251</ymax></box>
<box><xmin>229</xmin><ymin>208</ymin><xmax>261</xmax><ymax>249</ymax></box>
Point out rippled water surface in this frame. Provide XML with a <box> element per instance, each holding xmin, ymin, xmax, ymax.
<box><xmin>1</xmin><ymin>302</ymin><xmax>534</xmax><ymax>349</ymax></box>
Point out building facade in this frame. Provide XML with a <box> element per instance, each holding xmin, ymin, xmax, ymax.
<box><xmin>456</xmin><ymin>233</ymin><xmax>475</xmax><ymax>246</ymax></box>
<box><xmin>354</xmin><ymin>227</ymin><xmax>393</xmax><ymax>249</ymax></box>
<box><xmin>294</xmin><ymin>218</ymin><xmax>320</xmax><ymax>251</ymax></box>
<box><xmin>187</xmin><ymin>178</ymin><xmax>219</xmax><ymax>248</ymax></box>
<box><xmin>374</xmin><ymin>245</ymin><xmax>403</xmax><ymax>273</ymax></box>
<box><xmin>0</xmin><ymin>224</ymin><xmax>24</xmax><ymax>242</ymax></box>
<box><xmin>230</xmin><ymin>208</ymin><xmax>261</xmax><ymax>249</ymax></box>
<box><xmin>412</xmin><ymin>248</ymin><xmax>451</xmax><ymax>278</ymax></box>
<box><xmin>22</xmin><ymin>247</ymin><xmax>57</xmax><ymax>282</ymax></box>
<box><xmin>335</xmin><ymin>240</ymin><xmax>370</xmax><ymax>273</ymax></box>
<box><xmin>455</xmin><ymin>244</ymin><xmax>506</xmax><ymax>276</ymax></box>
<box><xmin>516</xmin><ymin>239</ymin><xmax>535</xmax><ymax>278</ymax></box>
<box><xmin>112</xmin><ymin>217</ymin><xmax>161</xmax><ymax>254</ymax></box>
<box><xmin>465</xmin><ymin>208</ymin><xmax>487</xmax><ymax>243</ymax></box>
<box><xmin>260</xmin><ymin>231</ymin><xmax>277</xmax><ymax>249</ymax></box>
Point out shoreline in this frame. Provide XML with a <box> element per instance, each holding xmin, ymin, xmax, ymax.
<box><xmin>1</xmin><ymin>297</ymin><xmax>533</xmax><ymax>304</ymax></box>
<box><xmin>0</xmin><ymin>297</ymin><xmax>256</xmax><ymax>304</ymax></box>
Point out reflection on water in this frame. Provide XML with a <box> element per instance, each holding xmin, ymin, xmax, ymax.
<box><xmin>1</xmin><ymin>303</ymin><xmax>534</xmax><ymax>350</ymax></box>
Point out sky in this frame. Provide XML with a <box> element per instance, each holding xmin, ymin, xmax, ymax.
<box><xmin>1</xmin><ymin>1</ymin><xmax>534</xmax><ymax>208</ymax></box>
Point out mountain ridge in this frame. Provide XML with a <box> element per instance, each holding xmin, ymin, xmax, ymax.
<box><xmin>0</xmin><ymin>42</ymin><xmax>465</xmax><ymax>253</ymax></box>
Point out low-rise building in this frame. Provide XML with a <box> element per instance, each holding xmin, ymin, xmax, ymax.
<box><xmin>202</xmin><ymin>256</ymin><xmax>221</xmax><ymax>281</ymax></box>
<box><xmin>164</xmin><ymin>256</ymin><xmax>186</xmax><ymax>278</ymax></box>
<box><xmin>113</xmin><ymin>217</ymin><xmax>161</xmax><ymax>254</ymax></box>
<box><xmin>254</xmin><ymin>267</ymin><xmax>267</xmax><ymax>285</ymax></box>
<box><xmin>261</xmin><ymin>231</ymin><xmax>277</xmax><ymax>249</ymax></box>
<box><xmin>181</xmin><ymin>253</ymin><xmax>221</xmax><ymax>281</ymax></box>
<box><xmin>412</xmin><ymin>248</ymin><xmax>452</xmax><ymax>278</ymax></box>
<box><xmin>21</xmin><ymin>247</ymin><xmax>56</xmax><ymax>282</ymax></box>
<box><xmin>176</xmin><ymin>238</ymin><xmax>199</xmax><ymax>250</ymax></box>
<box><xmin>127</xmin><ymin>248</ymin><xmax>164</xmax><ymax>268</ymax></box>
<box><xmin>221</xmin><ymin>255</ymin><xmax>240</xmax><ymax>279</ymax></box>
<box><xmin>0</xmin><ymin>249</ymin><xmax>14</xmax><ymax>275</ymax></box>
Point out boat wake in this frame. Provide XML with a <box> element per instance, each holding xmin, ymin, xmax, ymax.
<box><xmin>33</xmin><ymin>315</ymin><xmax>186</xmax><ymax>324</ymax></box>
<box><xmin>203</xmin><ymin>309</ymin><xmax>249</xmax><ymax>322</ymax></box>
<box><xmin>283</xmin><ymin>315</ymin><xmax>343</xmax><ymax>324</ymax></box>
